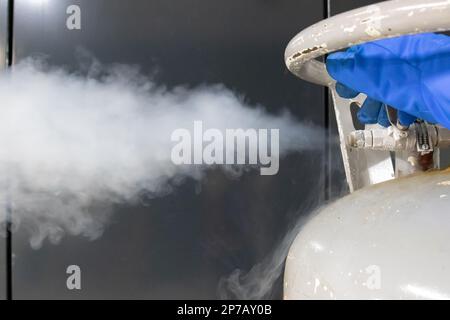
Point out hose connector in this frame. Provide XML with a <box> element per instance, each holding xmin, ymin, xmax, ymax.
<box><xmin>347</xmin><ymin>123</ymin><xmax>450</xmax><ymax>155</ymax></box>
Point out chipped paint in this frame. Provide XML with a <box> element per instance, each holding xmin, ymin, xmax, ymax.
<box><xmin>365</xmin><ymin>26</ymin><xmax>382</xmax><ymax>37</ymax></box>
<box><xmin>291</xmin><ymin>43</ymin><xmax>327</xmax><ymax>61</ymax></box>
<box><xmin>285</xmin><ymin>0</ymin><xmax>450</xmax><ymax>85</ymax></box>
<box><xmin>344</xmin><ymin>25</ymin><xmax>357</xmax><ymax>33</ymax></box>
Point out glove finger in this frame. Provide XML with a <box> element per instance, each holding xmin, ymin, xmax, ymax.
<box><xmin>397</xmin><ymin>111</ymin><xmax>417</xmax><ymax>126</ymax></box>
<box><xmin>357</xmin><ymin>97</ymin><xmax>383</xmax><ymax>125</ymax></box>
<box><xmin>326</xmin><ymin>49</ymin><xmax>359</xmax><ymax>84</ymax></box>
<box><xmin>335</xmin><ymin>82</ymin><xmax>359</xmax><ymax>99</ymax></box>
<box><xmin>377</xmin><ymin>104</ymin><xmax>391</xmax><ymax>128</ymax></box>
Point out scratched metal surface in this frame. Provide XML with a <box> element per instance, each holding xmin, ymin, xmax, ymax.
<box><xmin>286</xmin><ymin>0</ymin><xmax>450</xmax><ymax>85</ymax></box>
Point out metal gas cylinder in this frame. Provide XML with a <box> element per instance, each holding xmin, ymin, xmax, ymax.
<box><xmin>284</xmin><ymin>168</ymin><xmax>450</xmax><ymax>299</ymax></box>
<box><xmin>283</xmin><ymin>0</ymin><xmax>450</xmax><ymax>300</ymax></box>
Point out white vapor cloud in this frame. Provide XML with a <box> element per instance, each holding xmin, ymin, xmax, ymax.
<box><xmin>0</xmin><ymin>58</ymin><xmax>323</xmax><ymax>248</ymax></box>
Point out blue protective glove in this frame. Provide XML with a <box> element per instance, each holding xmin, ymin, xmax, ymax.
<box><xmin>326</xmin><ymin>33</ymin><xmax>450</xmax><ymax>129</ymax></box>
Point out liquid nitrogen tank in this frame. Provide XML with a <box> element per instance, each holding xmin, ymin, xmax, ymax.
<box><xmin>283</xmin><ymin>0</ymin><xmax>450</xmax><ymax>299</ymax></box>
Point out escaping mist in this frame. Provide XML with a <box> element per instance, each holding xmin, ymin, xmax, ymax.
<box><xmin>0</xmin><ymin>58</ymin><xmax>324</xmax><ymax>249</ymax></box>
<box><xmin>218</xmin><ymin>183</ymin><xmax>325</xmax><ymax>300</ymax></box>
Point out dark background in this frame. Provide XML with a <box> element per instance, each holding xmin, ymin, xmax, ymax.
<box><xmin>0</xmin><ymin>0</ymin><xmax>378</xmax><ymax>299</ymax></box>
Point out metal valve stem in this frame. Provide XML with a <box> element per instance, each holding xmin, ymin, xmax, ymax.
<box><xmin>347</xmin><ymin>123</ymin><xmax>450</xmax><ymax>154</ymax></box>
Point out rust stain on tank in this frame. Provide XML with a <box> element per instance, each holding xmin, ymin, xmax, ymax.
<box><xmin>292</xmin><ymin>45</ymin><xmax>323</xmax><ymax>59</ymax></box>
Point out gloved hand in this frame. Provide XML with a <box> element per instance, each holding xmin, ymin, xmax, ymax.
<box><xmin>326</xmin><ymin>33</ymin><xmax>450</xmax><ymax>129</ymax></box>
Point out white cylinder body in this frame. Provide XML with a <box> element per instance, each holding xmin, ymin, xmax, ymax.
<box><xmin>284</xmin><ymin>169</ymin><xmax>450</xmax><ymax>299</ymax></box>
